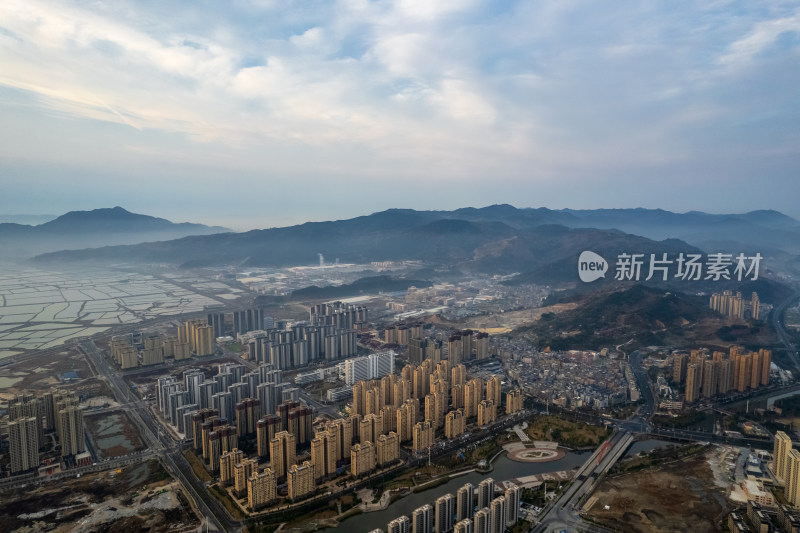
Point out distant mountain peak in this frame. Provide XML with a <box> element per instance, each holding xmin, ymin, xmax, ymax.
<box><xmin>48</xmin><ymin>206</ymin><xmax>146</xmax><ymax>222</ymax></box>
<box><xmin>1</xmin><ymin>206</ymin><xmax>230</xmax><ymax>258</ymax></box>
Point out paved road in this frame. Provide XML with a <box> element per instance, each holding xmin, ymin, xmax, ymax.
<box><xmin>532</xmin><ymin>431</ymin><xmax>634</xmax><ymax>533</ymax></box>
<box><xmin>771</xmin><ymin>289</ymin><xmax>799</xmax><ymax>371</ymax></box>
<box><xmin>80</xmin><ymin>339</ymin><xmax>236</xmax><ymax>533</ymax></box>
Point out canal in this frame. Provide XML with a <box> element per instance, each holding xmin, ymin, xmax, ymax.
<box><xmin>328</xmin><ymin>450</ymin><xmax>590</xmax><ymax>532</ymax></box>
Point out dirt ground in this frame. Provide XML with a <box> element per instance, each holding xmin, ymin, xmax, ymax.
<box><xmin>0</xmin><ymin>460</ymin><xmax>199</xmax><ymax>533</ymax></box>
<box><xmin>586</xmin><ymin>450</ymin><xmax>732</xmax><ymax>533</ymax></box>
<box><xmin>460</xmin><ymin>303</ymin><xmax>579</xmax><ymax>331</ymax></box>
<box><xmin>0</xmin><ymin>348</ymin><xmax>91</xmax><ymax>401</ymax></box>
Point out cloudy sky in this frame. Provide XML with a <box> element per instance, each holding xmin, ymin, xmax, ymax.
<box><xmin>1</xmin><ymin>0</ymin><xmax>798</xmax><ymax>230</ymax></box>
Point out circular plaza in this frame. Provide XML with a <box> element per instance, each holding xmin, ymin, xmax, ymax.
<box><xmin>504</xmin><ymin>442</ymin><xmax>566</xmax><ymax>463</ymax></box>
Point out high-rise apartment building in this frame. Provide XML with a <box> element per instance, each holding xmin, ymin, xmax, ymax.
<box><xmin>247</xmin><ymin>468</ymin><xmax>277</xmax><ymax>510</ymax></box>
<box><xmin>672</xmin><ymin>353</ymin><xmax>687</xmax><ymax>383</ymax></box>
<box><xmin>270</xmin><ymin>430</ymin><xmax>296</xmax><ymax>479</ymax></box>
<box><xmin>331</xmin><ymin>417</ymin><xmax>353</xmax><ymax>460</ymax></box>
<box><xmin>475</xmin><ymin>332</ymin><xmax>489</xmax><ymax>360</ymax></box>
<box><xmin>58</xmin><ymin>405</ymin><xmax>85</xmax><ymax>457</ymax></box>
<box><xmin>9</xmin><ymin>417</ymin><xmax>39</xmax><ymax>473</ymax></box>
<box><xmin>235</xmin><ymin>398</ymin><xmax>261</xmax><ymax>437</ymax></box>
<box><xmin>397</xmin><ymin>400</ymin><xmax>417</xmax><ymax>443</ymax></box>
<box><xmin>360</xmin><ymin>413</ymin><xmax>383</xmax><ymax>445</ymax></box>
<box><xmin>412</xmin><ymin>420</ymin><xmax>434</xmax><ymax>452</ymax></box>
<box><xmin>760</xmin><ymin>349</ymin><xmax>772</xmax><ymax>386</ymax></box>
<box><xmin>412</xmin><ymin>504</ymin><xmax>434</xmax><ymax>533</ymax></box>
<box><xmin>351</xmin><ymin>441</ymin><xmax>377</xmax><ymax>477</ymax></box>
<box><xmin>477</xmin><ymin>478</ymin><xmax>495</xmax><ymax>510</ymax></box>
<box><xmin>702</xmin><ymin>360</ymin><xmax>718</xmax><ymax>398</ymax></box>
<box><xmin>287</xmin><ymin>460</ymin><xmax>315</xmax><ymax>501</ymax></box>
<box><xmin>445</xmin><ymin>409</ymin><xmax>466</xmax><ymax>440</ymax></box>
<box><xmin>477</xmin><ymin>400</ymin><xmax>496</xmax><ymax>427</ymax></box>
<box><xmin>775</xmin><ymin>431</ymin><xmax>793</xmax><ymax>483</ymax></box>
<box><xmin>486</xmin><ymin>376</ymin><xmax>501</xmax><ymax>407</ymax></box>
<box><xmin>388</xmin><ymin>515</ymin><xmax>411</xmax><ymax>533</ymax></box>
<box><xmin>234</xmin><ymin>458</ymin><xmax>257</xmax><ymax>497</ymax></box>
<box><xmin>505</xmin><ymin>389</ymin><xmax>524</xmax><ymax>415</ymax></box>
<box><xmin>457</xmin><ymin>482</ymin><xmax>475</xmax><ymax>521</ymax></box>
<box><xmin>473</xmin><ymin>508</ymin><xmax>490</xmax><ymax>533</ymax></box>
<box><xmin>463</xmin><ymin>381</ymin><xmax>477</xmax><ymax>419</ymax></box>
<box><xmin>220</xmin><ymin>448</ymin><xmax>243</xmax><ymax>486</ymax></box>
<box><xmin>752</xmin><ymin>292</ymin><xmax>761</xmax><ymax>320</ymax></box>
<box><xmin>489</xmin><ymin>496</ymin><xmax>507</xmax><ymax>533</ymax></box>
<box><xmin>424</xmin><ymin>394</ymin><xmax>438</xmax><ymax>429</ymax></box>
<box><xmin>435</xmin><ymin>494</ymin><xmax>455</xmax><ymax>533</ymax></box>
<box><xmin>454</xmin><ymin>519</ymin><xmax>473</xmax><ymax>533</ymax></box>
<box><xmin>787</xmin><ymin>449</ymin><xmax>800</xmax><ymax>508</ymax></box>
<box><xmin>256</xmin><ymin>414</ymin><xmax>281</xmax><ymax>458</ymax></box>
<box><xmin>685</xmin><ymin>363</ymin><xmax>701</xmax><ymax>403</ymax></box>
<box><xmin>505</xmin><ymin>484</ymin><xmax>521</xmax><ymax>526</ymax></box>
<box><xmin>377</xmin><ymin>432</ymin><xmax>400</xmax><ymax>466</ymax></box>
<box><xmin>311</xmin><ymin>431</ymin><xmax>337</xmax><ymax>481</ymax></box>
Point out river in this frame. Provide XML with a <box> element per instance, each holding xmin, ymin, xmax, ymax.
<box><xmin>327</xmin><ymin>450</ymin><xmax>590</xmax><ymax>532</ymax></box>
<box><xmin>623</xmin><ymin>438</ymin><xmax>678</xmax><ymax>459</ymax></box>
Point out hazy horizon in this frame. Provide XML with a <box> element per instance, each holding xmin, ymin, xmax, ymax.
<box><xmin>2</xmin><ymin>1</ymin><xmax>799</xmax><ymax>228</ymax></box>
<box><xmin>3</xmin><ymin>203</ymin><xmax>799</xmax><ymax>234</ymax></box>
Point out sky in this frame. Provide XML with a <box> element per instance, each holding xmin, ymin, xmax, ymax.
<box><xmin>1</xmin><ymin>0</ymin><xmax>799</xmax><ymax>231</ymax></box>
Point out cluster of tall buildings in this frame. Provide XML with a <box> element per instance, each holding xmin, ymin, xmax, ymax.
<box><xmin>309</xmin><ymin>302</ymin><xmax>369</xmax><ymax>329</ymax></box>
<box><xmin>158</xmin><ymin>366</ymin><xmax>315</xmax><ymax>509</ymax></box>
<box><xmin>385</xmin><ymin>323</ymin><xmax>424</xmax><ymax>346</ymax></box>
<box><xmin>392</xmin><ymin>327</ymin><xmax>491</xmax><ymax>365</ymax></box>
<box><xmin>109</xmin><ymin>317</ymin><xmax>219</xmax><ymax>369</ymax></box>
<box><xmin>7</xmin><ymin>390</ymin><xmax>85</xmax><ymax>474</ymax></box>
<box><xmin>383</xmin><ymin>479</ymin><xmax>520</xmax><ymax>533</ymax></box>
<box><xmin>113</xmin><ymin>302</ymin><xmax>368</xmax><ymax>371</ymax></box>
<box><xmin>207</xmin><ymin>308</ymin><xmax>273</xmax><ymax>338</ymax></box>
<box><xmin>246</xmin><ymin>323</ymin><xmax>358</xmax><ymax>369</ymax></box>
<box><xmin>447</xmin><ymin>330</ymin><xmax>491</xmax><ymax>365</ymax></box>
<box><xmin>309</xmin><ymin>412</ymin><xmax>400</xmax><ymax>482</ymax></box>
<box><xmin>351</xmin><ymin>360</ymin><xmax>522</xmax><ymax>452</ymax></box>
<box><xmin>157</xmin><ymin>363</ymin><xmax>294</xmax><ymax>437</ymax></box>
<box><xmin>344</xmin><ymin>351</ymin><xmax>395</xmax><ymax>385</ymax></box>
<box><xmin>709</xmin><ymin>290</ymin><xmax>760</xmax><ymax>320</ymax></box>
<box><xmin>155</xmin><ymin>357</ymin><xmax>408</xmax><ymax>511</ymax></box>
<box><xmin>242</xmin><ymin>301</ymin><xmax>367</xmax><ymax>369</ymax></box>
<box><xmin>672</xmin><ymin>347</ymin><xmax>771</xmax><ymax>404</ymax></box>
<box><xmin>110</xmin><ymin>330</ymin><xmax>195</xmax><ymax>369</ymax></box>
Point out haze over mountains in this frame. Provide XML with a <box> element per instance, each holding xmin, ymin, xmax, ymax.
<box><xmin>0</xmin><ymin>206</ymin><xmax>229</xmax><ymax>258</ymax></box>
<box><xmin>28</xmin><ymin>205</ymin><xmax>800</xmax><ymax>287</ymax></box>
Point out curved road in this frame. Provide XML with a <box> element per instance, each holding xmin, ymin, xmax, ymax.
<box><xmin>771</xmin><ymin>289</ymin><xmax>799</xmax><ymax>371</ymax></box>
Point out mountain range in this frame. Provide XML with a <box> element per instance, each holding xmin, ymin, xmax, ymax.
<box><xmin>0</xmin><ymin>206</ymin><xmax>229</xmax><ymax>258</ymax></box>
<box><xmin>29</xmin><ymin>205</ymin><xmax>800</xmax><ymax>288</ymax></box>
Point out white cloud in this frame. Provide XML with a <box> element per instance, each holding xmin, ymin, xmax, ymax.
<box><xmin>0</xmin><ymin>0</ymin><xmax>797</xmax><ymax>217</ymax></box>
<box><xmin>718</xmin><ymin>12</ymin><xmax>800</xmax><ymax>70</ymax></box>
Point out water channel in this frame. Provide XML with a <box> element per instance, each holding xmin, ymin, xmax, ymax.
<box><xmin>330</xmin><ymin>438</ymin><xmax>681</xmax><ymax>532</ymax></box>
<box><xmin>329</xmin><ymin>450</ymin><xmax>589</xmax><ymax>532</ymax></box>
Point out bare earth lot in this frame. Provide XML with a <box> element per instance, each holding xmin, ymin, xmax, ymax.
<box><xmin>0</xmin><ymin>460</ymin><xmax>199</xmax><ymax>533</ymax></box>
<box><xmin>586</xmin><ymin>450</ymin><xmax>731</xmax><ymax>533</ymax></box>
<box><xmin>85</xmin><ymin>410</ymin><xmax>146</xmax><ymax>459</ymax></box>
